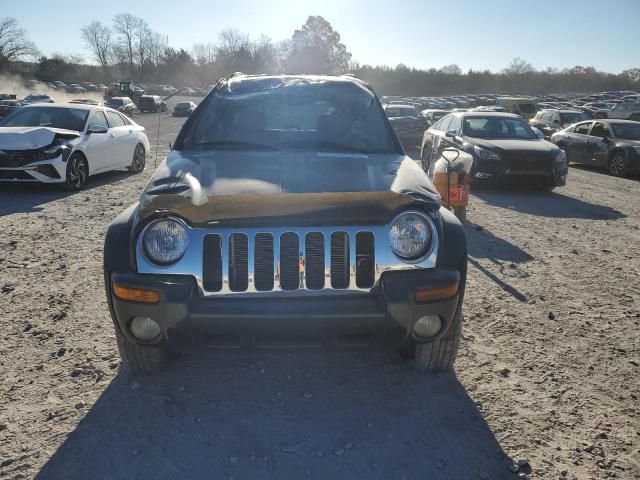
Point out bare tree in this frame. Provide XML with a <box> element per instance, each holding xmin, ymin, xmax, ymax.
<box><xmin>0</xmin><ymin>17</ymin><xmax>39</xmax><ymax>67</ymax></box>
<box><xmin>148</xmin><ymin>32</ymin><xmax>167</xmax><ymax>69</ymax></box>
<box><xmin>216</xmin><ymin>29</ymin><xmax>250</xmax><ymax>57</ymax></box>
<box><xmin>192</xmin><ymin>42</ymin><xmax>216</xmax><ymax>66</ymax></box>
<box><xmin>81</xmin><ymin>21</ymin><xmax>112</xmax><ymax>68</ymax></box>
<box><xmin>285</xmin><ymin>16</ymin><xmax>351</xmax><ymax>74</ymax></box>
<box><xmin>113</xmin><ymin>13</ymin><xmax>140</xmax><ymax>77</ymax></box>
<box><xmin>439</xmin><ymin>64</ymin><xmax>462</xmax><ymax>75</ymax></box>
<box><xmin>503</xmin><ymin>57</ymin><xmax>535</xmax><ymax>75</ymax></box>
<box><xmin>134</xmin><ymin>18</ymin><xmax>152</xmax><ymax>79</ymax></box>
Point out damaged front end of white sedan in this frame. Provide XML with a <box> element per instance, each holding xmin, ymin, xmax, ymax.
<box><xmin>0</xmin><ymin>103</ymin><xmax>150</xmax><ymax>191</ymax></box>
<box><xmin>0</xmin><ymin>126</ymin><xmax>78</xmax><ymax>186</ymax></box>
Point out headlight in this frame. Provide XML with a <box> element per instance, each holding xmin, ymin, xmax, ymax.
<box><xmin>389</xmin><ymin>212</ymin><xmax>432</xmax><ymax>259</ymax></box>
<box><xmin>143</xmin><ymin>218</ymin><xmax>188</xmax><ymax>265</ymax></box>
<box><xmin>39</xmin><ymin>144</ymin><xmax>70</xmax><ymax>161</ymax></box>
<box><xmin>473</xmin><ymin>146</ymin><xmax>500</xmax><ymax>160</ymax></box>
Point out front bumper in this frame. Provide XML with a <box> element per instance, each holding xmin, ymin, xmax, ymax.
<box><xmin>474</xmin><ymin>155</ymin><xmax>568</xmax><ymax>186</ymax></box>
<box><xmin>0</xmin><ymin>154</ymin><xmax>66</xmax><ymax>183</ymax></box>
<box><xmin>107</xmin><ymin>267</ymin><xmax>464</xmax><ymax>349</ymax></box>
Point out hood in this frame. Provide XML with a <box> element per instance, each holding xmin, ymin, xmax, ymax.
<box><xmin>138</xmin><ymin>150</ymin><xmax>441</xmax><ymax>227</ymax></box>
<box><xmin>467</xmin><ymin>137</ymin><xmax>558</xmax><ymax>154</ymax></box>
<box><xmin>0</xmin><ymin>126</ymin><xmax>80</xmax><ymax>150</ymax></box>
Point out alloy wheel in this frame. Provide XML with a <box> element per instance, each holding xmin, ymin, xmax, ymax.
<box><xmin>609</xmin><ymin>153</ymin><xmax>625</xmax><ymax>177</ymax></box>
<box><xmin>67</xmin><ymin>156</ymin><xmax>88</xmax><ymax>189</ymax></box>
<box><xmin>133</xmin><ymin>145</ymin><xmax>146</xmax><ymax>172</ymax></box>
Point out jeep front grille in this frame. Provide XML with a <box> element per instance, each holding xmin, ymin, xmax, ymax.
<box><xmin>201</xmin><ymin>230</ymin><xmax>375</xmax><ymax>294</ymax></box>
<box><xmin>135</xmin><ymin>213</ymin><xmax>440</xmax><ymax>298</ymax></box>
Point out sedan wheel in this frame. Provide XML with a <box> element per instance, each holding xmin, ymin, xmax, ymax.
<box><xmin>128</xmin><ymin>144</ymin><xmax>146</xmax><ymax>173</ymax></box>
<box><xmin>608</xmin><ymin>152</ymin><xmax>627</xmax><ymax>177</ymax></box>
<box><xmin>63</xmin><ymin>154</ymin><xmax>88</xmax><ymax>191</ymax></box>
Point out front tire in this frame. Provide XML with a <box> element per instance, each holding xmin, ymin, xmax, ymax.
<box><xmin>608</xmin><ymin>151</ymin><xmax>628</xmax><ymax>177</ymax></box>
<box><xmin>128</xmin><ymin>144</ymin><xmax>146</xmax><ymax>173</ymax></box>
<box><xmin>399</xmin><ymin>309</ymin><xmax>463</xmax><ymax>372</ymax></box>
<box><xmin>63</xmin><ymin>153</ymin><xmax>89</xmax><ymax>191</ymax></box>
<box><xmin>115</xmin><ymin>328</ymin><xmax>169</xmax><ymax>375</ymax></box>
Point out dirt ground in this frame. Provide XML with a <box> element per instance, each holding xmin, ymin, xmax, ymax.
<box><xmin>0</xmin><ymin>106</ymin><xmax>638</xmax><ymax>480</ymax></box>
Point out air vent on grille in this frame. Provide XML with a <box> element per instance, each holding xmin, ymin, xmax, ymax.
<box><xmin>279</xmin><ymin>233</ymin><xmax>300</xmax><ymax>290</ymax></box>
<box><xmin>203</xmin><ymin>235</ymin><xmax>222</xmax><ymax>291</ymax></box>
<box><xmin>331</xmin><ymin>232</ymin><xmax>350</xmax><ymax>289</ymax></box>
<box><xmin>201</xmin><ymin>229</ymin><xmax>376</xmax><ymax>294</ymax></box>
<box><xmin>356</xmin><ymin>232</ymin><xmax>375</xmax><ymax>288</ymax></box>
<box><xmin>229</xmin><ymin>234</ymin><xmax>248</xmax><ymax>291</ymax></box>
<box><xmin>254</xmin><ymin>233</ymin><xmax>274</xmax><ymax>291</ymax></box>
<box><xmin>305</xmin><ymin>232</ymin><xmax>325</xmax><ymax>290</ymax></box>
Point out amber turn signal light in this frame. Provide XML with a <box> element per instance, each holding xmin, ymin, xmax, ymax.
<box><xmin>415</xmin><ymin>281</ymin><xmax>459</xmax><ymax>303</ymax></box>
<box><xmin>112</xmin><ymin>283</ymin><xmax>160</xmax><ymax>303</ymax></box>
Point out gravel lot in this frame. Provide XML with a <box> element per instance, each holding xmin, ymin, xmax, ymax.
<box><xmin>1</xmin><ymin>105</ymin><xmax>638</xmax><ymax>480</ymax></box>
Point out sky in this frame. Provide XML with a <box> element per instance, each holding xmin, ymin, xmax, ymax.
<box><xmin>6</xmin><ymin>0</ymin><xmax>640</xmax><ymax>73</ymax></box>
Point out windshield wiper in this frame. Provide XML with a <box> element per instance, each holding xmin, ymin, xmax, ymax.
<box><xmin>277</xmin><ymin>140</ymin><xmax>369</xmax><ymax>154</ymax></box>
<box><xmin>190</xmin><ymin>140</ymin><xmax>281</xmax><ymax>151</ymax></box>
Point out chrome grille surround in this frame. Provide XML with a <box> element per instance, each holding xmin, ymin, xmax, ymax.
<box><xmin>135</xmin><ymin>210</ymin><xmax>439</xmax><ymax>298</ymax></box>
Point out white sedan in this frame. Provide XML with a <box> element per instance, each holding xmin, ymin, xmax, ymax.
<box><xmin>0</xmin><ymin>103</ymin><xmax>150</xmax><ymax>190</ymax></box>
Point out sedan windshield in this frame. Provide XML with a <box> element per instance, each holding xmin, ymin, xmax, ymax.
<box><xmin>0</xmin><ymin>107</ymin><xmax>88</xmax><ymax>131</ymax></box>
<box><xmin>182</xmin><ymin>79</ymin><xmax>398</xmax><ymax>154</ymax></box>
<box><xmin>463</xmin><ymin>116</ymin><xmax>538</xmax><ymax>139</ymax></box>
<box><xmin>611</xmin><ymin>123</ymin><xmax>640</xmax><ymax>140</ymax></box>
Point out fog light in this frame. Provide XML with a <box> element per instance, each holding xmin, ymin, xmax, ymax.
<box><xmin>130</xmin><ymin>316</ymin><xmax>162</xmax><ymax>342</ymax></box>
<box><xmin>413</xmin><ymin>315</ymin><xmax>442</xmax><ymax>338</ymax></box>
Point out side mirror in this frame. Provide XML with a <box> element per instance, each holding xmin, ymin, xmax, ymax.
<box><xmin>87</xmin><ymin>124</ymin><xmax>108</xmax><ymax>134</ymax></box>
<box><xmin>445</xmin><ymin>129</ymin><xmax>457</xmax><ymax>138</ymax></box>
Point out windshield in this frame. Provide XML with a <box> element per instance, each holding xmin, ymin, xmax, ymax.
<box><xmin>0</xmin><ymin>107</ymin><xmax>88</xmax><ymax>131</ymax></box>
<box><xmin>107</xmin><ymin>99</ymin><xmax>124</xmax><ymax>106</ymax></box>
<box><xmin>176</xmin><ymin>102</ymin><xmax>192</xmax><ymax>108</ymax></box>
<box><xmin>182</xmin><ymin>79</ymin><xmax>398</xmax><ymax>154</ymax></box>
<box><xmin>611</xmin><ymin>123</ymin><xmax>640</xmax><ymax>140</ymax></box>
<box><xmin>518</xmin><ymin>103</ymin><xmax>537</xmax><ymax>114</ymax></box>
<box><xmin>560</xmin><ymin>112</ymin><xmax>590</xmax><ymax>124</ymax></box>
<box><xmin>463</xmin><ymin>116</ymin><xmax>538</xmax><ymax>139</ymax></box>
<box><xmin>386</xmin><ymin>106</ymin><xmax>418</xmax><ymax>117</ymax></box>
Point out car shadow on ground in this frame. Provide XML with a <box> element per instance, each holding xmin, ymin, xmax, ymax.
<box><xmin>472</xmin><ymin>184</ymin><xmax>626</xmax><ymax>220</ymax></box>
<box><xmin>465</xmin><ymin>222</ymin><xmax>531</xmax><ymax>302</ymax></box>
<box><xmin>35</xmin><ymin>349</ymin><xmax>516</xmax><ymax>480</ymax></box>
<box><xmin>0</xmin><ymin>170</ymin><xmax>137</xmax><ymax>217</ymax></box>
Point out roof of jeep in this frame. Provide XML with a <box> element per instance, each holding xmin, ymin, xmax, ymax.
<box><xmin>222</xmin><ymin>74</ymin><xmax>371</xmax><ymax>95</ymax></box>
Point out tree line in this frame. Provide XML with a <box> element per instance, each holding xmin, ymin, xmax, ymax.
<box><xmin>1</xmin><ymin>15</ymin><xmax>639</xmax><ymax>96</ymax></box>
